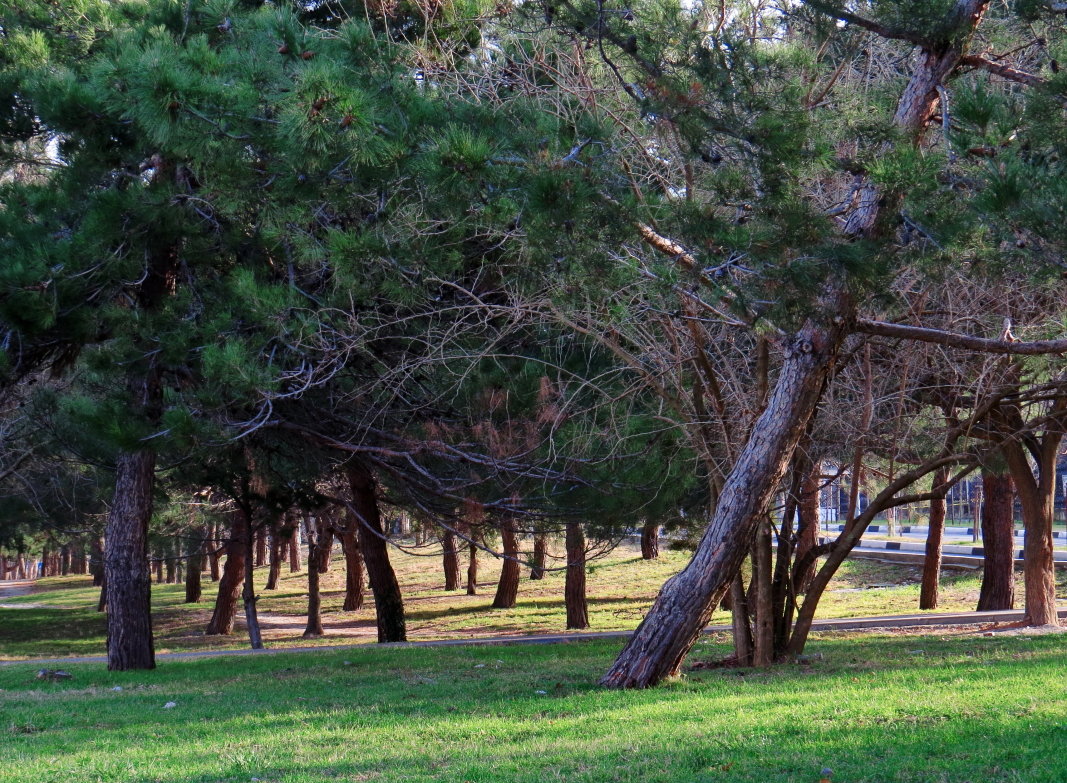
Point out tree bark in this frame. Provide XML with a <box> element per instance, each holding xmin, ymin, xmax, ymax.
<box><xmin>977</xmin><ymin>470</ymin><xmax>1015</xmax><ymax>611</ymax></box>
<box><xmin>341</xmin><ymin>521</ymin><xmax>364</xmax><ymax>611</ymax></box>
<box><xmin>564</xmin><ymin>522</ymin><xmax>588</xmax><ymax>629</ymax></box>
<box><xmin>600</xmin><ymin>302</ymin><xmax>850</xmax><ymax>688</ymax></box>
<box><xmin>530</xmin><ymin>533</ymin><xmax>548</xmax><ymax>578</ymax></box>
<box><xmin>242</xmin><ymin>512</ymin><xmax>264</xmax><ymax>649</ymax></box>
<box><xmin>265</xmin><ymin>526</ymin><xmax>284</xmax><ymax>590</ymax></box>
<box><xmin>793</xmin><ymin>464</ymin><xmax>821</xmax><ymax>593</ymax></box>
<box><xmin>209</xmin><ymin>522</ymin><xmax>222</xmax><ymax>582</ymax></box>
<box><xmin>90</xmin><ymin>536</ymin><xmax>105</xmax><ymax>587</ymax></box>
<box><xmin>442</xmin><ymin>526</ymin><xmax>461</xmax><ymax>590</ymax></box>
<box><xmin>303</xmin><ymin>516</ymin><xmax>324</xmax><ymax>637</ymax></box>
<box><xmin>104</xmin><ymin>450</ymin><xmax>157</xmax><ymax>671</ymax></box>
<box><xmin>205</xmin><ymin>510</ymin><xmax>246</xmax><ymax>635</ymax></box>
<box><xmin>255</xmin><ymin>525</ymin><xmax>267</xmax><ymax>568</ymax></box>
<box><xmin>729</xmin><ymin>572</ymin><xmax>753</xmax><ymax>667</ymax></box>
<box><xmin>466</xmin><ymin>535</ymin><xmax>478</xmax><ymax>595</ymax></box>
<box><xmin>345</xmin><ymin>462</ymin><xmax>406</xmax><ymax>642</ymax></box>
<box><xmin>288</xmin><ymin>524</ymin><xmax>302</xmax><ymax>572</ymax></box>
<box><xmin>750</xmin><ymin>516</ymin><xmax>774</xmax><ymax>667</ymax></box>
<box><xmin>185</xmin><ymin>531</ymin><xmax>204</xmax><ymax>604</ymax></box>
<box><xmin>919</xmin><ymin>467</ymin><xmax>949</xmax><ymax>610</ymax></box>
<box><xmin>492</xmin><ymin>516</ymin><xmax>521</xmax><ymax>609</ymax></box>
<box><xmin>640</xmin><ymin>521</ymin><xmax>660</xmax><ymax>560</ymax></box>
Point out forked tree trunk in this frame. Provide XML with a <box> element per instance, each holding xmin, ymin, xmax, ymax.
<box><xmin>564</xmin><ymin>522</ymin><xmax>588</xmax><ymax>629</ymax></box>
<box><xmin>977</xmin><ymin>470</ymin><xmax>1015</xmax><ymax>611</ymax></box>
<box><xmin>346</xmin><ymin>462</ymin><xmax>406</xmax><ymax>642</ymax></box>
<box><xmin>1001</xmin><ymin>430</ymin><xmax>1061</xmax><ymax>626</ymax></box>
<box><xmin>341</xmin><ymin>523</ymin><xmax>364</xmax><ymax>611</ymax></box>
<box><xmin>919</xmin><ymin>467</ymin><xmax>949</xmax><ymax>610</ymax></box>
<box><xmin>600</xmin><ymin>304</ymin><xmax>850</xmax><ymax>688</ymax></box>
<box><xmin>206</xmin><ymin>510</ymin><xmax>247</xmax><ymax>635</ymax></box>
<box><xmin>104</xmin><ymin>450</ymin><xmax>157</xmax><ymax>671</ymax></box>
<box><xmin>640</xmin><ymin>521</ymin><xmax>660</xmax><ymax>560</ymax></box>
<box><xmin>492</xmin><ymin>517</ymin><xmax>521</xmax><ymax>609</ymax></box>
<box><xmin>442</xmin><ymin>526</ymin><xmax>461</xmax><ymax>590</ymax></box>
<box><xmin>530</xmin><ymin>533</ymin><xmax>548</xmax><ymax>579</ymax></box>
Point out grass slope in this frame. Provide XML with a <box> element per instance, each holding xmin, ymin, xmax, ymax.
<box><xmin>0</xmin><ymin>633</ymin><xmax>1064</xmax><ymax>782</ymax></box>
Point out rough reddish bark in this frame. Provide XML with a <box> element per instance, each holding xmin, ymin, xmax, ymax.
<box><xmin>919</xmin><ymin>467</ymin><xmax>949</xmax><ymax>610</ymax></box>
<box><xmin>104</xmin><ymin>450</ymin><xmax>157</xmax><ymax>671</ymax></box>
<box><xmin>977</xmin><ymin>471</ymin><xmax>1015</xmax><ymax>611</ymax></box>
<box><xmin>205</xmin><ymin>510</ymin><xmax>247</xmax><ymax>635</ymax></box>
<box><xmin>530</xmin><ymin>533</ymin><xmax>548</xmax><ymax>579</ymax></box>
<box><xmin>442</xmin><ymin>526</ymin><xmax>461</xmax><ymax>590</ymax></box>
<box><xmin>565</xmin><ymin>522</ymin><xmax>588</xmax><ymax>629</ymax></box>
<box><xmin>346</xmin><ymin>462</ymin><xmax>406</xmax><ymax>642</ymax></box>
<box><xmin>492</xmin><ymin>517</ymin><xmax>521</xmax><ymax>609</ymax></box>
<box><xmin>640</xmin><ymin>521</ymin><xmax>660</xmax><ymax>560</ymax></box>
<box><xmin>600</xmin><ymin>304</ymin><xmax>850</xmax><ymax>688</ymax></box>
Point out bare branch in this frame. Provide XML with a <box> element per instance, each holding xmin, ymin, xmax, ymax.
<box><xmin>856</xmin><ymin>318</ymin><xmax>1067</xmax><ymax>355</ymax></box>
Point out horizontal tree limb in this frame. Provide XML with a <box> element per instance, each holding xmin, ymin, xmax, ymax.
<box><xmin>856</xmin><ymin>318</ymin><xmax>1067</xmax><ymax>354</ymax></box>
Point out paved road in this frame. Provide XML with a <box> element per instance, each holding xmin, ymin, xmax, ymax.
<box><xmin>4</xmin><ymin>606</ymin><xmax>1064</xmax><ymax>667</ymax></box>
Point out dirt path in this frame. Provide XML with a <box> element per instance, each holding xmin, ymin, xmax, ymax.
<box><xmin>0</xmin><ymin>580</ymin><xmax>38</xmax><ymax>608</ymax></box>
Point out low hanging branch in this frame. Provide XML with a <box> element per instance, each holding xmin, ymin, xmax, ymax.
<box><xmin>856</xmin><ymin>318</ymin><xmax>1067</xmax><ymax>355</ymax></box>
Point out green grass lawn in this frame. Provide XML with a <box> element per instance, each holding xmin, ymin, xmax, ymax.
<box><xmin>2</xmin><ymin>542</ymin><xmax>1066</xmax><ymax>660</ymax></box>
<box><xmin>0</xmin><ymin>633</ymin><xmax>1064</xmax><ymax>782</ymax></box>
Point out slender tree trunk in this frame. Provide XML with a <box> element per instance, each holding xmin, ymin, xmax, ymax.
<box><xmin>640</xmin><ymin>521</ymin><xmax>660</xmax><ymax>560</ymax></box>
<box><xmin>103</xmin><ymin>450</ymin><xmax>157</xmax><ymax>671</ymax></box>
<box><xmin>730</xmin><ymin>572</ymin><xmax>753</xmax><ymax>667</ymax></box>
<box><xmin>565</xmin><ymin>522</ymin><xmax>588</xmax><ymax>629</ymax></box>
<box><xmin>345</xmin><ymin>462</ymin><xmax>406</xmax><ymax>642</ymax></box>
<box><xmin>265</xmin><ymin>527</ymin><xmax>284</xmax><ymax>590</ymax></box>
<box><xmin>303</xmin><ymin>516</ymin><xmax>324</xmax><ymax>637</ymax></box>
<box><xmin>467</xmin><ymin>536</ymin><xmax>478</xmax><ymax>595</ymax></box>
<box><xmin>255</xmin><ymin>525</ymin><xmax>267</xmax><ymax>568</ymax></box>
<box><xmin>530</xmin><ymin>533</ymin><xmax>548</xmax><ymax>579</ymax></box>
<box><xmin>794</xmin><ymin>466</ymin><xmax>821</xmax><ymax>593</ymax></box>
<box><xmin>341</xmin><ymin>524</ymin><xmax>364</xmax><ymax>611</ymax></box>
<box><xmin>97</xmin><ymin>572</ymin><xmax>107</xmax><ymax>612</ymax></box>
<box><xmin>90</xmin><ymin>536</ymin><xmax>105</xmax><ymax>587</ymax></box>
<box><xmin>977</xmin><ymin>470</ymin><xmax>1015</xmax><ymax>611</ymax></box>
<box><xmin>185</xmin><ymin>545</ymin><xmax>203</xmax><ymax>604</ymax></box>
<box><xmin>492</xmin><ymin>517</ymin><xmax>521</xmax><ymax>609</ymax></box>
<box><xmin>288</xmin><ymin>524</ymin><xmax>302</xmax><ymax>572</ymax></box>
<box><xmin>750</xmin><ymin>516</ymin><xmax>774</xmax><ymax>667</ymax></box>
<box><xmin>242</xmin><ymin>514</ymin><xmax>264</xmax><ymax>649</ymax></box>
<box><xmin>920</xmin><ymin>467</ymin><xmax>949</xmax><ymax>610</ymax></box>
<box><xmin>442</xmin><ymin>526</ymin><xmax>460</xmax><ymax>590</ymax></box>
<box><xmin>600</xmin><ymin>304</ymin><xmax>850</xmax><ymax>688</ymax></box>
<box><xmin>209</xmin><ymin>522</ymin><xmax>222</xmax><ymax>582</ymax></box>
<box><xmin>205</xmin><ymin>511</ymin><xmax>247</xmax><ymax>635</ymax></box>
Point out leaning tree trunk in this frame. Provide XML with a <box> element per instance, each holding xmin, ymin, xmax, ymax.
<box><xmin>530</xmin><ymin>533</ymin><xmax>548</xmax><ymax>579</ymax></box>
<box><xmin>919</xmin><ymin>467</ymin><xmax>949</xmax><ymax>610</ymax></box>
<box><xmin>640</xmin><ymin>521</ymin><xmax>660</xmax><ymax>560</ymax></box>
<box><xmin>977</xmin><ymin>470</ymin><xmax>1015</xmax><ymax>611</ymax></box>
<box><xmin>205</xmin><ymin>510</ymin><xmax>247</xmax><ymax>635</ymax></box>
<box><xmin>492</xmin><ymin>516</ymin><xmax>521</xmax><ymax>609</ymax></box>
<box><xmin>341</xmin><ymin>522</ymin><xmax>365</xmax><ymax>611</ymax></box>
<box><xmin>104</xmin><ymin>450</ymin><xmax>157</xmax><ymax>671</ymax></box>
<box><xmin>564</xmin><ymin>522</ymin><xmax>588</xmax><ymax>629</ymax></box>
<box><xmin>442</xmin><ymin>526</ymin><xmax>461</xmax><ymax>590</ymax></box>
<box><xmin>345</xmin><ymin>462</ymin><xmax>406</xmax><ymax>642</ymax></box>
<box><xmin>600</xmin><ymin>303</ymin><xmax>850</xmax><ymax>688</ymax></box>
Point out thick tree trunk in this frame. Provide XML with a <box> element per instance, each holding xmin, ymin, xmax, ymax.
<box><xmin>530</xmin><ymin>533</ymin><xmax>548</xmax><ymax>579</ymax></box>
<box><xmin>442</xmin><ymin>526</ymin><xmax>461</xmax><ymax>590</ymax></box>
<box><xmin>255</xmin><ymin>525</ymin><xmax>267</xmax><ymax>568</ymax></box>
<box><xmin>977</xmin><ymin>470</ymin><xmax>1015</xmax><ymax>611</ymax></box>
<box><xmin>104</xmin><ymin>450</ymin><xmax>157</xmax><ymax>671</ymax></box>
<box><xmin>153</xmin><ymin>555</ymin><xmax>164</xmax><ymax>584</ymax></box>
<box><xmin>640</xmin><ymin>521</ymin><xmax>660</xmax><ymax>560</ymax></box>
<box><xmin>919</xmin><ymin>468</ymin><xmax>949</xmax><ymax>610</ymax></box>
<box><xmin>205</xmin><ymin>511</ymin><xmax>246</xmax><ymax>635</ymax></box>
<box><xmin>794</xmin><ymin>467</ymin><xmax>821</xmax><ymax>593</ymax></box>
<box><xmin>565</xmin><ymin>522</ymin><xmax>588</xmax><ymax>629</ymax></box>
<box><xmin>600</xmin><ymin>304</ymin><xmax>850</xmax><ymax>688</ymax></box>
<box><xmin>60</xmin><ymin>545</ymin><xmax>71</xmax><ymax>576</ymax></box>
<box><xmin>341</xmin><ymin>524</ymin><xmax>364</xmax><ymax>611</ymax></box>
<box><xmin>492</xmin><ymin>517</ymin><xmax>521</xmax><ymax>609</ymax></box>
<box><xmin>164</xmin><ymin>554</ymin><xmax>177</xmax><ymax>584</ymax></box>
<box><xmin>185</xmin><ymin>531</ymin><xmax>204</xmax><ymax>604</ymax></box>
<box><xmin>316</xmin><ymin>522</ymin><xmax>334</xmax><ymax>573</ymax></box>
<box><xmin>346</xmin><ymin>462</ymin><xmax>405</xmax><ymax>642</ymax></box>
